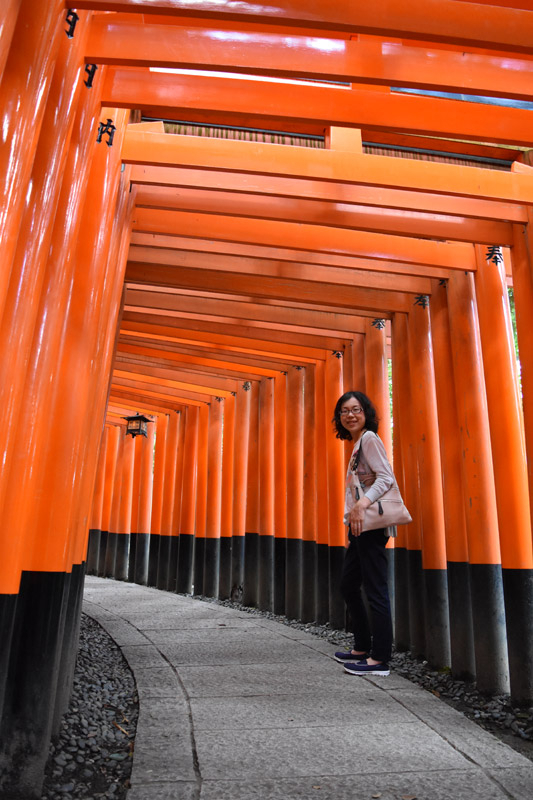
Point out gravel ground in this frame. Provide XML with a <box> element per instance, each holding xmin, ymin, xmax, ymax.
<box><xmin>42</xmin><ymin>594</ymin><xmax>533</xmax><ymax>800</ymax></box>
<box><xmin>41</xmin><ymin>614</ymin><xmax>138</xmax><ymax>800</ymax></box>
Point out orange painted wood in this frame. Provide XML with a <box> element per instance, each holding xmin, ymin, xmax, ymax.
<box><xmin>138</xmin><ymin>419</ymin><xmax>155</xmax><ymax>533</ymax></box>
<box><xmin>206</xmin><ymin>399</ymin><xmax>224</xmax><ymax>539</ymax></box>
<box><xmin>246</xmin><ymin>381</ymin><xmax>260</xmax><ymax>535</ymax></box>
<box><xmin>221</xmin><ymin>393</ymin><xmax>235</xmax><ymax>538</ymax></box>
<box><xmin>134</xmin><ymin>184</ymin><xmax>512</xmax><ymax>245</ymax></box>
<box><xmin>303</xmin><ymin>366</ymin><xmax>317</xmax><ymax>544</ymax></box>
<box><xmin>151</xmin><ymin>414</ymin><xmax>168</xmax><ymax>535</ymax></box>
<box><xmin>90</xmin><ymin>430</ymin><xmax>108</xmax><ymax>533</ymax></box>
<box><xmin>87</xmin><ymin>16</ymin><xmax>533</xmax><ymax>102</ymax></box>
<box><xmin>196</xmin><ymin>404</ymin><xmax>209</xmax><ymax>537</ymax></box>
<box><xmin>447</xmin><ymin>271</ymin><xmax>501</xmax><ymax>566</ymax></box>
<box><xmin>101</xmin><ymin>426</ymin><xmax>120</xmax><ymax>535</ymax></box>
<box><xmin>123</xmin><ymin>130</ymin><xmax>533</xmax><ymax>205</ymax></box>
<box><xmin>324</xmin><ymin>352</ymin><xmax>345</xmax><ymax>548</ymax></box>
<box><xmin>392</xmin><ymin>313</ymin><xmax>422</xmax><ymax>551</ymax></box>
<box><xmin>512</xmin><ymin>222</ymin><xmax>533</xmax><ymax>531</ymax></box>
<box><xmin>390</xmin><ymin>317</ymin><xmax>408</xmax><ymax>551</ymax></box>
<box><xmin>180</xmin><ymin>406</ymin><xmax>199</xmax><ymax>535</ymax></box>
<box><xmin>130</xmin><ymin>434</ymin><xmax>143</xmax><ymax>535</ymax></box>
<box><xmin>274</xmin><ymin>374</ymin><xmax>287</xmax><ymax>540</ymax></box>
<box><xmin>474</xmin><ymin>244</ymin><xmax>533</xmax><ymax>570</ymax></box>
<box><xmin>407</xmin><ymin>304</ymin><xmax>447</xmax><ymax>571</ymax></box>
<box><xmin>365</xmin><ymin>320</ymin><xmax>392</xmax><ymax>461</ymax></box>
<box><xmin>129</xmin><ymin>238</ymin><xmax>448</xmax><ymax>281</ymax></box>
<box><xmin>429</xmin><ymin>282</ymin><xmax>469</xmax><ymax>564</ymax></box>
<box><xmin>115</xmin><ymin>359</ymin><xmax>240</xmax><ymax>394</ymax></box>
<box><xmin>108</xmin><ymin>69</ymin><xmax>533</xmax><ymax>146</ymax></box>
<box><xmin>160</xmin><ymin>411</ymin><xmax>180</xmax><ymax>536</ymax></box>
<box><xmin>172</xmin><ymin>407</ymin><xmax>187</xmax><ymax>533</ymax></box>
<box><xmin>109</xmin><ymin>435</ymin><xmax>124</xmax><ymax>538</ymax></box>
<box><xmin>132</xmin><ymin>207</ymin><xmax>474</xmax><ymax>272</ymax></box>
<box><xmin>313</xmin><ymin>360</ymin><xmax>329</xmax><ymax>547</ymax></box>
<box><xmin>0</xmin><ymin>0</ymin><xmax>64</xmax><ymax>324</ymax></box>
<box><xmin>259</xmin><ymin>378</ymin><xmax>275</xmax><ymax>537</ymax></box>
<box><xmin>233</xmin><ymin>383</ymin><xmax>251</xmax><ymax>539</ymax></box>
<box><xmin>118</xmin><ymin>433</ymin><xmax>135</xmax><ymax>535</ymax></box>
<box><xmin>73</xmin><ymin>0</ymin><xmax>533</xmax><ymax>53</ymax></box>
<box><xmin>286</xmin><ymin>367</ymin><xmax>304</xmax><ymax>541</ymax></box>
<box><xmin>130</xmin><ymin>166</ymin><xmax>528</xmax><ymax>225</ymax></box>
<box><xmin>0</xmin><ymin>0</ymin><xmax>23</xmax><ymax>85</ymax></box>
<box><xmin>122</xmin><ymin>310</ymin><xmax>353</xmax><ymax>350</ymax></box>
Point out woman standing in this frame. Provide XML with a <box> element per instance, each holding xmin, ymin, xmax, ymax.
<box><xmin>332</xmin><ymin>390</ymin><xmax>396</xmax><ymax>677</ymax></box>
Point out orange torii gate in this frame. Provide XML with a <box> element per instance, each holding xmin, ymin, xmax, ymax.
<box><xmin>2</xmin><ymin>1</ymin><xmax>533</xmax><ymax>796</ymax></box>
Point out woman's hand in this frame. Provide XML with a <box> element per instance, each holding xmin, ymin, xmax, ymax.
<box><xmin>349</xmin><ymin>497</ymin><xmax>371</xmax><ymax>537</ymax></box>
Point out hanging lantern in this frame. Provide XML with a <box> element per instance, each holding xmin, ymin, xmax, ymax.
<box><xmin>123</xmin><ymin>413</ymin><xmax>151</xmax><ymax>438</ymax></box>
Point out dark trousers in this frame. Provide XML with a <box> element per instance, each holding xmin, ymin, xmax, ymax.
<box><xmin>340</xmin><ymin>528</ymin><xmax>392</xmax><ymax>662</ymax></box>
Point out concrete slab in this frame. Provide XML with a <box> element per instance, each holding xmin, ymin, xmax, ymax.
<box><xmin>128</xmin><ymin>782</ymin><xmax>198</xmax><ymax>800</ymax></box>
<box><xmin>190</xmin><ymin>691</ymin><xmax>414</xmax><ymax>730</ymax></box>
<box><xmin>82</xmin><ymin>578</ymin><xmax>533</xmax><ymax>800</ymax></box>
<box><xmin>156</xmin><ymin>637</ymin><xmax>328</xmax><ymax>667</ymax></box>
<box><xmin>198</xmin><ymin>769</ymin><xmax>512</xmax><ymax>800</ymax></box>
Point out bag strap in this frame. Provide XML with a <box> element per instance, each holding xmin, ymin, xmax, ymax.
<box><xmin>351</xmin><ymin>430</ymin><xmax>367</xmax><ymax>471</ymax></box>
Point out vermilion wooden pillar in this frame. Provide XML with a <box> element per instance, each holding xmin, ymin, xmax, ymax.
<box><xmin>392</xmin><ymin>313</ymin><xmax>425</xmax><ymax>655</ymax></box>
<box><xmin>105</xmin><ymin>434</ymin><xmax>124</xmax><ymax>579</ymax></box>
<box><xmin>204</xmin><ymin>398</ymin><xmax>224</xmax><ymax>597</ymax></box>
<box><xmin>231</xmin><ymin>383</ymin><xmax>251</xmax><ymax>601</ymax></box>
<box><xmin>430</xmin><ymin>282</ymin><xmax>475</xmax><ymax>680</ymax></box>
<box><xmin>365</xmin><ymin>318</ymin><xmax>392</xmax><ymax>460</ymax></box>
<box><xmin>302</xmin><ymin>364</ymin><xmax>317</xmax><ymax>623</ymax></box>
<box><xmin>87</xmin><ymin>428</ymin><xmax>108</xmax><ymax>574</ymax></box>
<box><xmin>219</xmin><ymin>393</ymin><xmax>236</xmax><ymax>599</ymax></box>
<box><xmin>99</xmin><ymin>426</ymin><xmax>121</xmax><ymax>576</ymax></box>
<box><xmin>390</xmin><ymin>314</ymin><xmax>412</xmax><ymax>652</ymax></box>
<box><xmin>115</xmin><ymin>432</ymin><xmax>135</xmax><ymax>581</ymax></box>
<box><xmin>243</xmin><ymin>381</ymin><xmax>260</xmax><ymax>606</ymax></box>
<box><xmin>127</xmin><ymin>433</ymin><xmax>143</xmax><ymax>583</ymax></box>
<box><xmin>512</xmin><ymin>221</ymin><xmax>533</xmax><ymax>528</ymax></box>
<box><xmin>324</xmin><ymin>350</ymin><xmax>345</xmax><ymax>628</ymax></box>
<box><xmin>314</xmin><ymin>359</ymin><xmax>330</xmax><ymax>624</ymax></box>
<box><xmin>177</xmin><ymin>406</ymin><xmax>199</xmax><ymax>594</ymax></box>
<box><xmin>474</xmin><ymin>244</ymin><xmax>533</xmax><ymax>703</ymax></box>
<box><xmin>0</xmin><ymin>0</ymin><xmax>22</xmax><ymax>85</ymax></box>
<box><xmin>149</xmin><ymin>414</ymin><xmax>168</xmax><ymax>585</ymax></box>
<box><xmin>133</xmin><ymin>420</ymin><xmax>155</xmax><ymax>585</ymax></box>
<box><xmin>273</xmin><ymin>373</ymin><xmax>287</xmax><ymax>615</ymax></box>
<box><xmin>285</xmin><ymin>366</ymin><xmax>304</xmax><ymax>620</ymax></box>
<box><xmin>168</xmin><ymin>409</ymin><xmax>187</xmax><ymax>592</ymax></box>
<box><xmin>447</xmin><ymin>270</ymin><xmax>509</xmax><ymax>695</ymax></box>
<box><xmin>193</xmin><ymin>404</ymin><xmax>209</xmax><ymax>595</ymax></box>
<box><xmin>408</xmin><ymin>302</ymin><xmax>451</xmax><ymax>668</ymax></box>
<box><xmin>157</xmin><ymin>411</ymin><xmax>180</xmax><ymax>591</ymax></box>
<box><xmin>0</xmin><ymin>0</ymin><xmax>64</xmax><ymax>322</ymax></box>
<box><xmin>351</xmin><ymin>333</ymin><xmax>366</xmax><ymax>392</ymax></box>
<box><xmin>258</xmin><ymin>378</ymin><xmax>275</xmax><ymax>611</ymax></box>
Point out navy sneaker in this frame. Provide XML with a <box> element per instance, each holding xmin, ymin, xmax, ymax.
<box><xmin>344</xmin><ymin>660</ymin><xmax>390</xmax><ymax>676</ymax></box>
<box><xmin>334</xmin><ymin>650</ymin><xmax>368</xmax><ymax>664</ymax></box>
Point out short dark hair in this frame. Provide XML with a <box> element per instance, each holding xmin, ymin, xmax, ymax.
<box><xmin>332</xmin><ymin>391</ymin><xmax>379</xmax><ymax>440</ymax></box>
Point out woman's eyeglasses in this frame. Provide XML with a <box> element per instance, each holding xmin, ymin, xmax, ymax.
<box><xmin>340</xmin><ymin>407</ymin><xmax>363</xmax><ymax>417</ymax></box>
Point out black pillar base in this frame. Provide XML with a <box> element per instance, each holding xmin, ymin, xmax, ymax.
<box><xmin>193</xmin><ymin>537</ymin><xmax>206</xmax><ymax>596</ymax></box>
<box><xmin>285</xmin><ymin>538</ymin><xmax>302</xmax><ymax>620</ymax></box>
<box><xmin>393</xmin><ymin>546</ymin><xmax>410</xmax><ymax>651</ymax></box>
<box><xmin>147</xmin><ymin>533</ymin><xmax>160</xmax><ymax>587</ymax></box>
<box><xmin>470</xmin><ymin>563</ymin><xmax>509</xmax><ymax>695</ymax></box>
<box><xmin>230</xmin><ymin>535</ymin><xmax>245</xmax><ymax>603</ymax></box>
<box><xmin>258</xmin><ymin>535</ymin><xmax>274</xmax><ymax>612</ymax></box>
<box><xmin>86</xmin><ymin>529</ymin><xmax>100</xmax><ymax>574</ymax></box>
<box><xmin>447</xmin><ymin>561</ymin><xmax>475</xmax><ymax>680</ymax></box>
<box><xmin>242</xmin><ymin>532</ymin><xmax>259</xmax><ymax>607</ymax></box>
<box><xmin>502</xmin><ymin>568</ymin><xmax>533</xmax><ymax>704</ymax></box>
<box><xmin>114</xmin><ymin>533</ymin><xmax>130</xmax><ymax>581</ymax></box>
<box><xmin>423</xmin><ymin>568</ymin><xmax>451</xmax><ymax>668</ymax></box>
<box><xmin>203</xmin><ymin>538</ymin><xmax>220</xmax><ymax>598</ymax></box>
<box><xmin>156</xmin><ymin>537</ymin><xmax>171</xmax><ymax>590</ymax></box>
<box><xmin>132</xmin><ymin>533</ymin><xmax>150</xmax><ymax>586</ymax></box>
<box><xmin>407</xmin><ymin>549</ymin><xmax>426</xmax><ymax>658</ymax></box>
<box><xmin>176</xmin><ymin>534</ymin><xmax>194</xmax><ymax>594</ymax></box>
<box><xmin>316</xmin><ymin>543</ymin><xmax>330</xmax><ymax>625</ymax></box>
<box><xmin>218</xmin><ymin>536</ymin><xmax>232</xmax><ymax>600</ymax></box>
<box><xmin>301</xmin><ymin>540</ymin><xmax>317</xmax><ymax>623</ymax></box>
<box><xmin>0</xmin><ymin>593</ymin><xmax>17</xmax><ymax>724</ymax></box>
<box><xmin>167</xmin><ymin>536</ymin><xmax>180</xmax><ymax>593</ymax></box>
<box><xmin>97</xmin><ymin>531</ymin><xmax>108</xmax><ymax>577</ymax></box>
<box><xmin>328</xmin><ymin>545</ymin><xmax>346</xmax><ymax>630</ymax></box>
<box><xmin>273</xmin><ymin>536</ymin><xmax>286</xmax><ymax>616</ymax></box>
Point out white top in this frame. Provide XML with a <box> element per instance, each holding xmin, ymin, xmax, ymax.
<box><xmin>343</xmin><ymin>430</ymin><xmax>397</xmax><ymax>535</ymax></box>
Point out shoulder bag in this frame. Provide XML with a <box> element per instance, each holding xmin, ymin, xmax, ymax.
<box><xmin>351</xmin><ymin>436</ymin><xmax>412</xmax><ymax>532</ymax></box>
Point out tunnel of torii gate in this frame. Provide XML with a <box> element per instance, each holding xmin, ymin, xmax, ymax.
<box><xmin>3</xmin><ymin>0</ymin><xmax>533</xmax><ymax>794</ymax></box>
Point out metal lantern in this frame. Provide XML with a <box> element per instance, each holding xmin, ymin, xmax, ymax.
<box><xmin>123</xmin><ymin>413</ymin><xmax>151</xmax><ymax>438</ymax></box>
